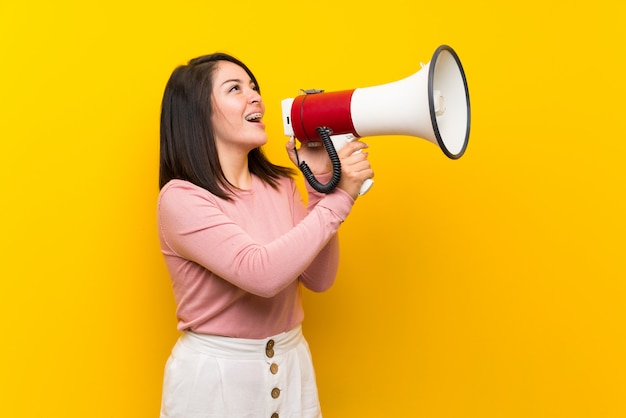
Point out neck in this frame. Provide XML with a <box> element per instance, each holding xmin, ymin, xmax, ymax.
<box><xmin>227</xmin><ymin>168</ymin><xmax>252</xmax><ymax>190</ymax></box>
<box><xmin>220</xmin><ymin>151</ymin><xmax>252</xmax><ymax>190</ymax></box>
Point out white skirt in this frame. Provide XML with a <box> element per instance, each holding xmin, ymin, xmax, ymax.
<box><xmin>160</xmin><ymin>325</ymin><xmax>322</xmax><ymax>418</ymax></box>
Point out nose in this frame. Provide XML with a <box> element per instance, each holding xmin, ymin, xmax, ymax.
<box><xmin>249</xmin><ymin>88</ymin><xmax>262</xmax><ymax>104</ymax></box>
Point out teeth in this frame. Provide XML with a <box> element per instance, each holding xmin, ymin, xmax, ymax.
<box><xmin>245</xmin><ymin>113</ymin><xmax>263</xmax><ymax>121</ymax></box>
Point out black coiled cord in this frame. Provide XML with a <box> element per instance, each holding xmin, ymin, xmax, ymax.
<box><xmin>297</xmin><ymin>127</ymin><xmax>342</xmax><ymax>194</ymax></box>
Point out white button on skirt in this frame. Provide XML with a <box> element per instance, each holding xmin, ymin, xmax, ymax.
<box><xmin>160</xmin><ymin>325</ymin><xmax>322</xmax><ymax>418</ymax></box>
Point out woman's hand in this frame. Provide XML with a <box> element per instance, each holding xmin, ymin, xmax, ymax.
<box><xmin>285</xmin><ymin>137</ymin><xmax>374</xmax><ymax>200</ymax></box>
<box><xmin>335</xmin><ymin>139</ymin><xmax>373</xmax><ymax>199</ymax></box>
<box><xmin>286</xmin><ymin>137</ymin><xmax>333</xmax><ymax>175</ymax></box>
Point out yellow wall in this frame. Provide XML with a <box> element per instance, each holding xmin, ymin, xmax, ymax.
<box><xmin>1</xmin><ymin>1</ymin><xmax>625</xmax><ymax>417</ymax></box>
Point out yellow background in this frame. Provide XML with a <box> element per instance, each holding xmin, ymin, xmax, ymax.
<box><xmin>1</xmin><ymin>1</ymin><xmax>625</xmax><ymax>417</ymax></box>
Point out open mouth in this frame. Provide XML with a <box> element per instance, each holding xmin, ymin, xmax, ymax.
<box><xmin>245</xmin><ymin>112</ymin><xmax>263</xmax><ymax>123</ymax></box>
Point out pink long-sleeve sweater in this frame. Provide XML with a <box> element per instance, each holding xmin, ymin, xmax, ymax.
<box><xmin>157</xmin><ymin>174</ymin><xmax>354</xmax><ymax>339</ymax></box>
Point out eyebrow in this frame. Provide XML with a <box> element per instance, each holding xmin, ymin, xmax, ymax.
<box><xmin>221</xmin><ymin>78</ymin><xmax>244</xmax><ymax>86</ymax></box>
<box><xmin>220</xmin><ymin>78</ymin><xmax>256</xmax><ymax>88</ymax></box>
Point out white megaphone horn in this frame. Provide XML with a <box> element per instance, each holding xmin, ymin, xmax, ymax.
<box><xmin>281</xmin><ymin>44</ymin><xmax>470</xmax><ymax>195</ymax></box>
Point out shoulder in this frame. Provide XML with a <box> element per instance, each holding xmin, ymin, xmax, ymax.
<box><xmin>157</xmin><ymin>180</ymin><xmax>232</xmax><ymax>241</ymax></box>
<box><xmin>160</xmin><ymin>179</ymin><xmax>207</xmax><ymax>194</ymax></box>
<box><xmin>158</xmin><ymin>179</ymin><xmax>219</xmax><ymax>213</ymax></box>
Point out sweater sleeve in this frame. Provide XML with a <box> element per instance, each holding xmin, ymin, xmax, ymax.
<box><xmin>158</xmin><ymin>180</ymin><xmax>354</xmax><ymax>298</ymax></box>
<box><xmin>296</xmin><ymin>174</ymin><xmax>350</xmax><ymax>292</ymax></box>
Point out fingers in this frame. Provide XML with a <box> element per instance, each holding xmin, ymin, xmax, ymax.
<box><xmin>337</xmin><ymin>140</ymin><xmax>374</xmax><ymax>199</ymax></box>
<box><xmin>339</xmin><ymin>141</ymin><xmax>370</xmax><ymax>168</ymax></box>
<box><xmin>285</xmin><ymin>137</ymin><xmax>299</xmax><ymax>165</ymax></box>
<box><xmin>338</xmin><ymin>140</ymin><xmax>369</xmax><ymax>158</ymax></box>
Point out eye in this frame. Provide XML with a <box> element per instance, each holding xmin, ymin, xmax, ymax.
<box><xmin>228</xmin><ymin>84</ymin><xmax>240</xmax><ymax>93</ymax></box>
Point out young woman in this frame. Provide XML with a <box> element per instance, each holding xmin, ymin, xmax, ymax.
<box><xmin>158</xmin><ymin>52</ymin><xmax>373</xmax><ymax>418</ymax></box>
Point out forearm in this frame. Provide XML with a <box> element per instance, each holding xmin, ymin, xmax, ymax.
<box><xmin>292</xmin><ymin>175</ymin><xmax>346</xmax><ymax>292</ymax></box>
<box><xmin>299</xmin><ymin>232</ymin><xmax>339</xmax><ymax>292</ymax></box>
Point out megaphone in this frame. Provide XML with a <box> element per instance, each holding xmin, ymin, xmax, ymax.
<box><xmin>281</xmin><ymin>44</ymin><xmax>470</xmax><ymax>195</ymax></box>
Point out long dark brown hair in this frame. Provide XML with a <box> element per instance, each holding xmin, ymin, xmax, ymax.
<box><xmin>159</xmin><ymin>53</ymin><xmax>295</xmax><ymax>198</ymax></box>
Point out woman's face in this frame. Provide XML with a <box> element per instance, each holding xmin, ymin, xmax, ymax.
<box><xmin>210</xmin><ymin>60</ymin><xmax>267</xmax><ymax>154</ymax></box>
